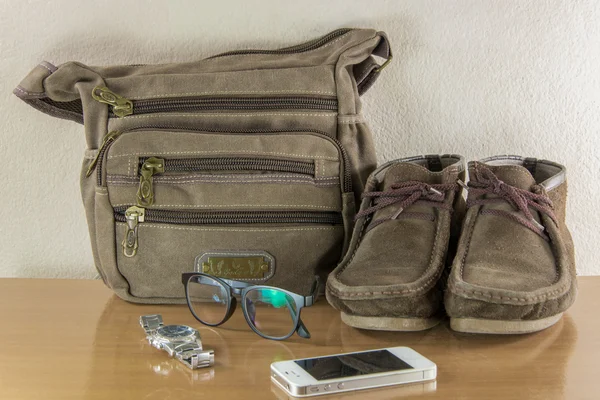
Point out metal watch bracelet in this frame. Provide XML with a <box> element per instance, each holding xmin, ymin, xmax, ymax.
<box><xmin>140</xmin><ymin>314</ymin><xmax>214</xmax><ymax>370</ymax></box>
<box><xmin>172</xmin><ymin>342</ymin><xmax>215</xmax><ymax>369</ymax></box>
<box><xmin>140</xmin><ymin>314</ymin><xmax>164</xmax><ymax>333</ymax></box>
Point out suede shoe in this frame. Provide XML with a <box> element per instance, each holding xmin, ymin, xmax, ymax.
<box><xmin>445</xmin><ymin>156</ymin><xmax>576</xmax><ymax>334</ymax></box>
<box><xmin>326</xmin><ymin>155</ymin><xmax>465</xmax><ymax>331</ymax></box>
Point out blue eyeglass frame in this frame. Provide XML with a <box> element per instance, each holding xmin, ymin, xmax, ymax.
<box><xmin>181</xmin><ymin>272</ymin><xmax>319</xmax><ymax>341</ymax></box>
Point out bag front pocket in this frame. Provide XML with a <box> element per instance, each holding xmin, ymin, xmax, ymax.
<box><xmin>115</xmin><ymin>206</ymin><xmax>343</xmax><ymax>257</ymax></box>
<box><xmin>124</xmin><ymin>156</ymin><xmax>322</xmax><ymax>207</ymax></box>
<box><xmin>93</xmin><ymin>127</ymin><xmax>350</xmax><ymax>300</ymax></box>
<box><xmin>97</xmin><ymin>128</ymin><xmax>349</xmax><ymax>211</ymax></box>
<box><xmin>113</xmin><ymin>206</ymin><xmax>344</xmax><ymax>299</ymax></box>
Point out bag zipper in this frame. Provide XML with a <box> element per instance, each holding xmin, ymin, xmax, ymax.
<box><xmin>120</xmin><ymin>206</ymin><xmax>145</xmax><ymax>257</ymax></box>
<box><xmin>115</xmin><ymin>206</ymin><xmax>343</xmax><ymax>257</ymax></box>
<box><xmin>92</xmin><ymin>87</ymin><xmax>337</xmax><ymax>118</ymax></box>
<box><xmin>91</xmin><ymin>29</ymin><xmax>352</xmax><ymax>117</ymax></box>
<box><xmin>88</xmin><ymin>127</ymin><xmax>352</xmax><ymax>193</ymax></box>
<box><xmin>137</xmin><ymin>157</ymin><xmax>164</xmax><ymax>206</ymax></box>
<box><xmin>207</xmin><ymin>28</ymin><xmax>352</xmax><ymax>58</ymax></box>
<box><xmin>140</xmin><ymin>156</ymin><xmax>315</xmax><ymax>175</ymax></box>
<box><xmin>136</xmin><ymin>156</ymin><xmax>316</xmax><ymax>206</ymax></box>
<box><xmin>86</xmin><ymin>130</ymin><xmax>122</xmax><ymax>179</ymax></box>
<box><xmin>132</xmin><ymin>126</ymin><xmax>353</xmax><ymax>193</ymax></box>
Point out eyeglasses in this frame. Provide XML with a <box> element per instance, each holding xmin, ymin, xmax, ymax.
<box><xmin>181</xmin><ymin>273</ymin><xmax>318</xmax><ymax>341</ymax></box>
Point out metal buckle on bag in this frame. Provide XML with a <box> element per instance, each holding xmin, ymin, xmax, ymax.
<box><xmin>194</xmin><ymin>251</ymin><xmax>275</xmax><ymax>281</ymax></box>
<box><xmin>375</xmin><ymin>55</ymin><xmax>393</xmax><ymax>72</ymax></box>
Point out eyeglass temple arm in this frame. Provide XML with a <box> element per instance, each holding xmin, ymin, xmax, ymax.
<box><xmin>296</xmin><ymin>318</ymin><xmax>311</xmax><ymax>339</ymax></box>
<box><xmin>289</xmin><ymin>303</ymin><xmax>311</xmax><ymax>339</ymax></box>
<box><xmin>304</xmin><ymin>276</ymin><xmax>320</xmax><ymax>307</ymax></box>
<box><xmin>295</xmin><ymin>277</ymin><xmax>320</xmax><ymax>339</ymax></box>
<box><xmin>181</xmin><ymin>272</ymin><xmax>195</xmax><ymax>285</ymax></box>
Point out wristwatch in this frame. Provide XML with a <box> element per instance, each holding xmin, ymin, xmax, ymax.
<box><xmin>140</xmin><ymin>314</ymin><xmax>214</xmax><ymax>369</ymax></box>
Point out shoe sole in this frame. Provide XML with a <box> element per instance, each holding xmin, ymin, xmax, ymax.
<box><xmin>450</xmin><ymin>313</ymin><xmax>563</xmax><ymax>334</ymax></box>
<box><xmin>341</xmin><ymin>312</ymin><xmax>441</xmax><ymax>331</ymax></box>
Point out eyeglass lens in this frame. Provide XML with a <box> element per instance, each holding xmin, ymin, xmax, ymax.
<box><xmin>186</xmin><ymin>275</ymin><xmax>229</xmax><ymax>325</ymax></box>
<box><xmin>244</xmin><ymin>288</ymin><xmax>297</xmax><ymax>338</ymax></box>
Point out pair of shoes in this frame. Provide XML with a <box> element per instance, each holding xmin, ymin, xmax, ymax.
<box><xmin>326</xmin><ymin>154</ymin><xmax>576</xmax><ymax>334</ymax></box>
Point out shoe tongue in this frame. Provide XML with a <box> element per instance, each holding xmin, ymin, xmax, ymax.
<box><xmin>475</xmin><ymin>163</ymin><xmax>536</xmax><ymax>190</ymax></box>
<box><xmin>381</xmin><ymin>163</ymin><xmax>434</xmax><ymax>190</ymax></box>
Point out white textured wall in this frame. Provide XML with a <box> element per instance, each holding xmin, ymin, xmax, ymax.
<box><xmin>1</xmin><ymin>0</ymin><xmax>598</xmax><ymax>278</ymax></box>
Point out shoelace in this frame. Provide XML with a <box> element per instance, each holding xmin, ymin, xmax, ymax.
<box><xmin>355</xmin><ymin>181</ymin><xmax>459</xmax><ymax>230</ymax></box>
<box><xmin>465</xmin><ymin>162</ymin><xmax>557</xmax><ymax>239</ymax></box>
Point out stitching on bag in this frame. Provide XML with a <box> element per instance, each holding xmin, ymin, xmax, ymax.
<box><xmin>108</xmin><ymin>178</ymin><xmax>338</xmax><ymax>185</ymax></box>
<box><xmin>108</xmin><ymin>177</ymin><xmax>338</xmax><ymax>185</ymax></box>
<box><xmin>338</xmin><ymin>118</ymin><xmax>364</xmax><ymax>124</ymax></box>
<box><xmin>14</xmin><ymin>86</ymin><xmax>45</xmax><ymax>97</ymax></box>
<box><xmin>111</xmin><ymin>203</ymin><xmax>339</xmax><ymax>210</ymax></box>
<box><xmin>338</xmin><ymin>115</ymin><xmax>365</xmax><ymax>124</ymax></box>
<box><xmin>122</xmin><ymin>112</ymin><xmax>337</xmax><ymax>121</ymax></box>
<box><xmin>205</xmin><ymin>32</ymin><xmax>351</xmax><ymax>60</ymax></box>
<box><xmin>108</xmin><ymin>174</ymin><xmax>338</xmax><ymax>182</ymax></box>
<box><xmin>38</xmin><ymin>62</ymin><xmax>56</xmax><ymax>73</ymax></box>
<box><xmin>129</xmin><ymin>223</ymin><xmax>341</xmax><ymax>233</ymax></box>
<box><xmin>110</xmin><ymin>175</ymin><xmax>338</xmax><ymax>181</ymax></box>
<box><xmin>108</xmin><ymin>150</ymin><xmax>338</xmax><ymax>161</ymax></box>
<box><xmin>128</xmin><ymin>90</ymin><xmax>337</xmax><ymax>99</ymax></box>
<box><xmin>304</xmin><ymin>34</ymin><xmax>346</xmax><ymax>50</ymax></box>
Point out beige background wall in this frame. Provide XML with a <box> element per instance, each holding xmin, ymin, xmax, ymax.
<box><xmin>1</xmin><ymin>0</ymin><xmax>598</xmax><ymax>278</ymax></box>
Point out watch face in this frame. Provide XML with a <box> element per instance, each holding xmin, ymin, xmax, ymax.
<box><xmin>156</xmin><ymin>325</ymin><xmax>195</xmax><ymax>339</ymax></box>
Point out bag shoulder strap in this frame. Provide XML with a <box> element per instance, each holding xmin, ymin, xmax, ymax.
<box><xmin>14</xmin><ymin>29</ymin><xmax>391</xmax><ymax>124</ymax></box>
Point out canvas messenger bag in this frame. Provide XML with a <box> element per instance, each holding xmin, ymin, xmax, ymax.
<box><xmin>14</xmin><ymin>28</ymin><xmax>392</xmax><ymax>303</ymax></box>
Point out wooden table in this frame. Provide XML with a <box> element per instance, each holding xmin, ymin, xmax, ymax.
<box><xmin>0</xmin><ymin>278</ymin><xmax>597</xmax><ymax>399</ymax></box>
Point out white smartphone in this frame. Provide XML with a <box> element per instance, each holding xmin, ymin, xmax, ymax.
<box><xmin>270</xmin><ymin>346</ymin><xmax>436</xmax><ymax>397</ymax></box>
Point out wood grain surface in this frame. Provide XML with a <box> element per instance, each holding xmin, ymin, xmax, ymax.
<box><xmin>0</xmin><ymin>277</ymin><xmax>597</xmax><ymax>400</ymax></box>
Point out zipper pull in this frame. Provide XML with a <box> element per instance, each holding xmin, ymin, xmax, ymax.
<box><xmin>86</xmin><ymin>130</ymin><xmax>122</xmax><ymax>177</ymax></box>
<box><xmin>137</xmin><ymin>157</ymin><xmax>165</xmax><ymax>207</ymax></box>
<box><xmin>122</xmin><ymin>206</ymin><xmax>145</xmax><ymax>257</ymax></box>
<box><xmin>91</xmin><ymin>86</ymin><xmax>133</xmax><ymax>117</ymax></box>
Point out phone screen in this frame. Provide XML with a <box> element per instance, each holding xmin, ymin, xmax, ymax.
<box><xmin>294</xmin><ymin>350</ymin><xmax>413</xmax><ymax>381</ymax></box>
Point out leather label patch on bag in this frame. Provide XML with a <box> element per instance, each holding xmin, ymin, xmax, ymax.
<box><xmin>194</xmin><ymin>251</ymin><xmax>275</xmax><ymax>281</ymax></box>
